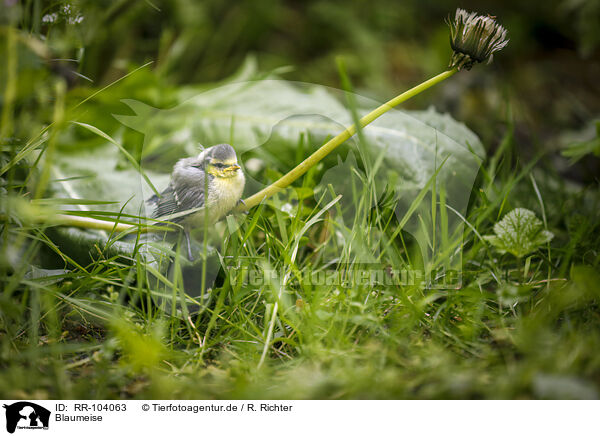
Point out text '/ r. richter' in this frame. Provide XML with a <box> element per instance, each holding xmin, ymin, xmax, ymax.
<box><xmin>151</xmin><ymin>403</ymin><xmax>293</xmax><ymax>413</ymax></box>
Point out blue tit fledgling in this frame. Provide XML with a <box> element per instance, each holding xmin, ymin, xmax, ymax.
<box><xmin>148</xmin><ymin>143</ymin><xmax>245</xmax><ymax>259</ymax></box>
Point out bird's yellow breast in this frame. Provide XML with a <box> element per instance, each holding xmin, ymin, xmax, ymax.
<box><xmin>185</xmin><ymin>171</ymin><xmax>245</xmax><ymax>229</ymax></box>
<box><xmin>208</xmin><ymin>171</ymin><xmax>245</xmax><ymax>216</ymax></box>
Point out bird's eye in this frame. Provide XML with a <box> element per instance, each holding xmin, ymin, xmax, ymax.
<box><xmin>213</xmin><ymin>163</ymin><xmax>225</xmax><ymax>168</ymax></box>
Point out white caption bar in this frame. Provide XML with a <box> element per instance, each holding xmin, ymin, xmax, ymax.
<box><xmin>0</xmin><ymin>400</ymin><xmax>596</xmax><ymax>436</ymax></box>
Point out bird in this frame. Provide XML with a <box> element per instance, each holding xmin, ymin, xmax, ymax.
<box><xmin>147</xmin><ymin>143</ymin><xmax>245</xmax><ymax>260</ymax></box>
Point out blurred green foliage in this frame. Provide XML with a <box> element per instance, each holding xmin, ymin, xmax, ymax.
<box><xmin>2</xmin><ymin>0</ymin><xmax>599</xmax><ymax>152</ymax></box>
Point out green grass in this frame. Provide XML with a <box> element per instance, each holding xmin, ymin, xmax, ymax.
<box><xmin>2</xmin><ymin>83</ymin><xmax>600</xmax><ymax>399</ymax></box>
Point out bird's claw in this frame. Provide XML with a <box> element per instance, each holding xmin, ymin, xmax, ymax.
<box><xmin>237</xmin><ymin>198</ymin><xmax>249</xmax><ymax>215</ymax></box>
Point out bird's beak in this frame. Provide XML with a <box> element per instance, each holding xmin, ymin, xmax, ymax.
<box><xmin>228</xmin><ymin>164</ymin><xmax>241</xmax><ymax>172</ymax></box>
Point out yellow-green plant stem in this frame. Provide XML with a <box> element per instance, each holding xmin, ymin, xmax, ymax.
<box><xmin>52</xmin><ymin>214</ymin><xmax>140</xmax><ymax>232</ymax></box>
<box><xmin>237</xmin><ymin>67</ymin><xmax>458</xmax><ymax>212</ymax></box>
<box><xmin>1</xmin><ymin>213</ymin><xmax>169</xmax><ymax>233</ymax></box>
<box><xmin>35</xmin><ymin>214</ymin><xmax>157</xmax><ymax>233</ymax></box>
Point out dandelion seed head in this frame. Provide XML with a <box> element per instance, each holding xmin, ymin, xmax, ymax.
<box><xmin>447</xmin><ymin>9</ymin><xmax>508</xmax><ymax>70</ymax></box>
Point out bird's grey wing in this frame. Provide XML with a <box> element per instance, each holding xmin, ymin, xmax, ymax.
<box><xmin>146</xmin><ymin>193</ymin><xmax>159</xmax><ymax>206</ymax></box>
<box><xmin>152</xmin><ymin>174</ymin><xmax>208</xmax><ymax>221</ymax></box>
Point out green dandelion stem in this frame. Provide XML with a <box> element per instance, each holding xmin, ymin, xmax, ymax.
<box><xmin>53</xmin><ymin>214</ymin><xmax>138</xmax><ymax>232</ymax></box>
<box><xmin>55</xmin><ymin>214</ymin><xmax>166</xmax><ymax>232</ymax></box>
<box><xmin>238</xmin><ymin>67</ymin><xmax>459</xmax><ymax>211</ymax></box>
<box><xmin>6</xmin><ymin>213</ymin><xmax>175</xmax><ymax>233</ymax></box>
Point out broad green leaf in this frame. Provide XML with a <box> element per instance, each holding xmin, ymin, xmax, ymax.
<box><xmin>484</xmin><ymin>208</ymin><xmax>554</xmax><ymax>258</ymax></box>
<box><xmin>50</xmin><ymin>76</ymin><xmax>485</xmax><ymax>289</ymax></box>
<box><xmin>115</xmin><ymin>80</ymin><xmax>484</xmax><ymax>193</ymax></box>
<box><xmin>114</xmin><ymin>79</ymin><xmax>485</xmax><ymax>274</ymax></box>
<box><xmin>55</xmin><ymin>79</ymin><xmax>485</xmax><ymax>217</ymax></box>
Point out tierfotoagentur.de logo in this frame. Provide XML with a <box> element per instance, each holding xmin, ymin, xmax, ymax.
<box><xmin>2</xmin><ymin>402</ymin><xmax>50</xmax><ymax>434</ymax></box>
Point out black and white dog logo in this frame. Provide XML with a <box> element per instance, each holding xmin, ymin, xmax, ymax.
<box><xmin>3</xmin><ymin>402</ymin><xmax>50</xmax><ymax>434</ymax></box>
